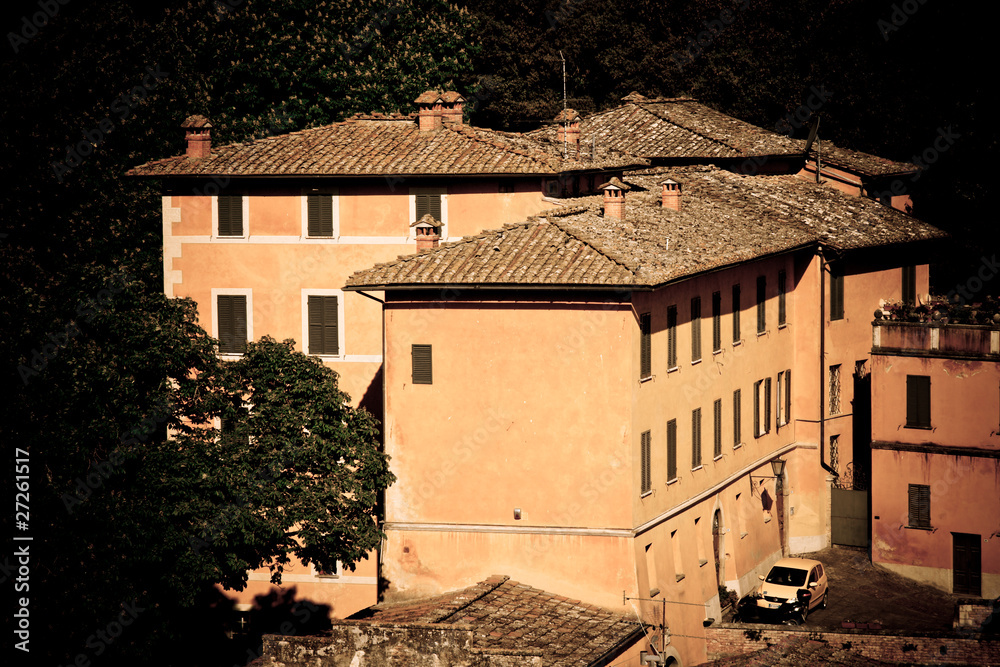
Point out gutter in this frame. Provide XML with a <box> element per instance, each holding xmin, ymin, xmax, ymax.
<box><xmin>817</xmin><ymin>247</ymin><xmax>838</xmax><ymax>478</ymax></box>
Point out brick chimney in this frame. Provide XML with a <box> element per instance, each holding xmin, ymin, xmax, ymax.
<box><xmin>440</xmin><ymin>91</ymin><xmax>465</xmax><ymax>127</ymax></box>
<box><xmin>411</xmin><ymin>214</ymin><xmax>441</xmax><ymax>250</ymax></box>
<box><xmin>414</xmin><ymin>91</ymin><xmax>444</xmax><ymax>131</ymax></box>
<box><xmin>555</xmin><ymin>108</ymin><xmax>581</xmax><ymax>151</ymax></box>
<box><xmin>181</xmin><ymin>115</ymin><xmax>212</xmax><ymax>158</ymax></box>
<box><xmin>661</xmin><ymin>178</ymin><xmax>681</xmax><ymax>210</ymax></box>
<box><xmin>600</xmin><ymin>177</ymin><xmax>628</xmax><ymax>220</ymax></box>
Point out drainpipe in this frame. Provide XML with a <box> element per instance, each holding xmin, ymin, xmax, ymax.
<box><xmin>817</xmin><ymin>248</ymin><xmax>838</xmax><ymax>478</ymax></box>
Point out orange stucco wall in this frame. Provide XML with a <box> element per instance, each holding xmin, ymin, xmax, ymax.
<box><xmin>165</xmin><ymin>178</ymin><xmax>554</xmax><ymax>619</ymax></box>
<box><xmin>870</xmin><ymin>349</ymin><xmax>1000</xmax><ymax>597</ymax></box>
<box><xmin>796</xmin><ymin>162</ymin><xmax>914</xmax><ymax>214</ymax></box>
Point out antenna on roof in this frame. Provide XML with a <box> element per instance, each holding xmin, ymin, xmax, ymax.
<box><xmin>804</xmin><ymin>115</ymin><xmax>821</xmax><ymax>183</ymax></box>
<box><xmin>560</xmin><ymin>50</ymin><xmax>567</xmax><ymax>160</ymax></box>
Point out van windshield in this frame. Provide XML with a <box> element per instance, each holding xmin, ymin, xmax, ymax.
<box><xmin>764</xmin><ymin>566</ymin><xmax>807</xmax><ymax>587</ymax></box>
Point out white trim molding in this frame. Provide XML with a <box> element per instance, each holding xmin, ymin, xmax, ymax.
<box><xmin>162</xmin><ymin>196</ymin><xmax>182</xmax><ymax>298</ymax></box>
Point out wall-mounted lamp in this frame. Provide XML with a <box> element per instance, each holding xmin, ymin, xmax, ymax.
<box><xmin>749</xmin><ymin>458</ymin><xmax>786</xmax><ymax>496</ymax></box>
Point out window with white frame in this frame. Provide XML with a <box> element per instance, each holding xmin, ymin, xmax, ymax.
<box><xmin>212</xmin><ymin>288</ymin><xmax>253</xmax><ymax>355</ymax></box>
<box><xmin>410</xmin><ymin>187</ymin><xmax>447</xmax><ymax>238</ymax></box>
<box><xmin>302</xmin><ymin>190</ymin><xmax>339</xmax><ymax>238</ymax></box>
<box><xmin>215</xmin><ymin>195</ymin><xmax>247</xmax><ymax>237</ymax></box>
<box><xmin>302</xmin><ymin>289</ymin><xmax>345</xmax><ymax>358</ymax></box>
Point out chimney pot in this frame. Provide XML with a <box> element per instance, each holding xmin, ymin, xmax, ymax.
<box><xmin>599</xmin><ymin>177</ymin><xmax>628</xmax><ymax>220</ymax></box>
<box><xmin>412</xmin><ymin>214</ymin><xmax>442</xmax><ymax>250</ymax></box>
<box><xmin>660</xmin><ymin>178</ymin><xmax>681</xmax><ymax>210</ymax></box>
<box><xmin>415</xmin><ymin>90</ymin><xmax>465</xmax><ymax>131</ymax></box>
<box><xmin>555</xmin><ymin>108</ymin><xmax>581</xmax><ymax>154</ymax></box>
<box><xmin>181</xmin><ymin>115</ymin><xmax>212</xmax><ymax>159</ymax></box>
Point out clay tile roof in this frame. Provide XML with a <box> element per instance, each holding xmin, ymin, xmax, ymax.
<box><xmin>599</xmin><ymin>176</ymin><xmax>630</xmax><ymax>191</ymax></box>
<box><xmin>413</xmin><ymin>90</ymin><xmax>444</xmax><ymax>104</ymax></box>
<box><xmin>529</xmin><ymin>98</ymin><xmax>804</xmax><ymax>160</ymax></box>
<box><xmin>181</xmin><ymin>115</ymin><xmax>211</xmax><ymax>128</ymax></box>
<box><xmin>347</xmin><ymin>165</ymin><xmax>947</xmax><ymax>291</ymax></box>
<box><xmin>411</xmin><ymin>213</ymin><xmax>441</xmax><ymax>228</ymax></box>
<box><xmin>128</xmin><ymin>117</ymin><xmax>644</xmax><ymax>178</ymax></box>
<box><xmin>811</xmin><ymin>139</ymin><xmax>919</xmax><ymax>178</ymax></box>
<box><xmin>348</xmin><ymin>576</ymin><xmax>642</xmax><ymax>667</ymax></box>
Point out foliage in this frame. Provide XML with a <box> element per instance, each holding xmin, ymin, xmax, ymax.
<box><xmin>879</xmin><ymin>296</ymin><xmax>1000</xmax><ymax>325</ymax></box>
<box><xmin>719</xmin><ymin>584</ymin><xmax>739</xmax><ymax>609</ymax></box>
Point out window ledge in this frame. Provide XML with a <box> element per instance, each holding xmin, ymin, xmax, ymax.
<box><xmin>757</xmin><ymin>330</ymin><xmax>768</xmax><ymax>337</ymax></box>
<box><xmin>778</xmin><ymin>323</ymin><xmax>788</xmax><ymax>330</ymax></box>
<box><xmin>649</xmin><ymin>587</ymin><xmax>660</xmax><ymax>598</ymax></box>
<box><xmin>691</xmin><ymin>359</ymin><xmax>702</xmax><ymax>366</ymax></box>
<box><xmin>905</xmin><ymin>525</ymin><xmax>933</xmax><ymax>531</ymax></box>
<box><xmin>734</xmin><ymin>442</ymin><xmax>744</xmax><ymax>450</ymax></box>
<box><xmin>667</xmin><ymin>366</ymin><xmax>680</xmax><ymax>374</ymax></box>
<box><xmin>666</xmin><ymin>477</ymin><xmax>679</xmax><ymax>486</ymax></box>
<box><xmin>640</xmin><ymin>490</ymin><xmax>653</xmax><ymax>499</ymax></box>
<box><xmin>713</xmin><ymin>454</ymin><xmax>724</xmax><ymax>462</ymax></box>
<box><xmin>764</xmin><ymin>516</ymin><xmax>772</xmax><ymax>523</ymax></box>
<box><xmin>713</xmin><ymin>348</ymin><xmax>724</xmax><ymax>356</ymax></box>
<box><xmin>691</xmin><ymin>465</ymin><xmax>704</xmax><ymax>472</ymax></box>
<box><xmin>640</xmin><ymin>375</ymin><xmax>654</xmax><ymax>384</ymax></box>
<box><xmin>904</xmin><ymin>425</ymin><xmax>933</xmax><ymax>430</ymax></box>
<box><xmin>675</xmin><ymin>573</ymin><xmax>686</xmax><ymax>583</ymax></box>
<box><xmin>733</xmin><ymin>340</ymin><xmax>743</xmax><ymax>346</ymax></box>
<box><xmin>740</xmin><ymin>531</ymin><xmax>749</xmax><ymax>539</ymax></box>
<box><xmin>699</xmin><ymin>559</ymin><xmax>709</xmax><ymax>567</ymax></box>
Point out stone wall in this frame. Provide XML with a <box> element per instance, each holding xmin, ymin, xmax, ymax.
<box><xmin>706</xmin><ymin>623</ymin><xmax>1000</xmax><ymax>665</ymax></box>
<box><xmin>261</xmin><ymin>622</ymin><xmax>543</xmax><ymax>667</ymax></box>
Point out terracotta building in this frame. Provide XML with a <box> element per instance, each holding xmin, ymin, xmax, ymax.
<box><xmin>531</xmin><ymin>92</ymin><xmax>918</xmax><ymax>213</ymax></box>
<box><xmin>870</xmin><ymin>313</ymin><xmax>1000</xmax><ymax>599</ymax></box>
<box><xmin>127</xmin><ymin>91</ymin><xmax>643</xmax><ymax>620</ymax></box>
<box><xmin>346</xmin><ymin>165</ymin><xmax>945</xmax><ymax>665</ymax></box>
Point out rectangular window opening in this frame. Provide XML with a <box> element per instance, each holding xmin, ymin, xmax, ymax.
<box><xmin>712</xmin><ymin>291</ymin><xmax>722</xmax><ymax>352</ymax></box>
<box><xmin>906</xmin><ymin>374</ymin><xmax>931</xmax><ymax>428</ymax></box>
<box><xmin>691</xmin><ymin>297</ymin><xmax>702</xmax><ymax>362</ymax></box>
<box><xmin>412</xmin><ymin>344</ymin><xmax>433</xmax><ymax>384</ymax></box>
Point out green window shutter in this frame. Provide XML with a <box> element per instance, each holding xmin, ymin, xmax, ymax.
<box><xmin>692</xmin><ymin>407</ymin><xmax>702</xmax><ymax>468</ymax></box>
<box><xmin>908</xmin><ymin>484</ymin><xmax>930</xmax><ymax>528</ymax></box>
<box><xmin>756</xmin><ymin>276</ymin><xmax>766</xmax><ymax>333</ymax></box>
<box><xmin>412</xmin><ymin>344</ymin><xmax>433</xmax><ymax>384</ymax></box>
<box><xmin>308</xmin><ymin>194</ymin><xmax>334</xmax><ymax>236</ymax></box>
<box><xmin>218</xmin><ymin>195</ymin><xmax>243</xmax><ymax>236</ymax></box>
<box><xmin>906</xmin><ymin>375</ymin><xmax>931</xmax><ymax>427</ymax></box>
<box><xmin>753</xmin><ymin>381</ymin><xmax>761</xmax><ymax>437</ymax></box>
<box><xmin>736</xmin><ymin>389</ymin><xmax>742</xmax><ymax>443</ymax></box>
<box><xmin>764</xmin><ymin>376</ymin><xmax>772</xmax><ymax>433</ymax></box>
<box><xmin>667</xmin><ymin>306</ymin><xmax>677</xmax><ymax>368</ymax></box>
<box><xmin>640</xmin><ymin>313</ymin><xmax>651</xmax><ymax>379</ymax></box>
<box><xmin>712</xmin><ymin>291</ymin><xmax>721</xmax><ymax>352</ymax></box>
<box><xmin>778</xmin><ymin>270</ymin><xmax>787</xmax><ymax>325</ymax></box>
<box><xmin>732</xmin><ymin>284</ymin><xmax>741</xmax><ymax>342</ymax></box>
<box><xmin>830</xmin><ymin>273</ymin><xmax>845</xmax><ymax>320</ymax></box>
<box><xmin>785</xmin><ymin>370</ymin><xmax>791</xmax><ymax>422</ymax></box>
<box><xmin>713</xmin><ymin>398</ymin><xmax>722</xmax><ymax>458</ymax></box>
<box><xmin>308</xmin><ymin>296</ymin><xmax>339</xmax><ymax>355</ymax></box>
<box><xmin>641</xmin><ymin>430</ymin><xmax>652</xmax><ymax>494</ymax></box>
<box><xmin>218</xmin><ymin>295</ymin><xmax>247</xmax><ymax>354</ymax></box>
<box><xmin>667</xmin><ymin>419</ymin><xmax>677</xmax><ymax>481</ymax></box>
<box><xmin>415</xmin><ymin>193</ymin><xmax>442</xmax><ymax>222</ymax></box>
<box><xmin>691</xmin><ymin>297</ymin><xmax>701</xmax><ymax>362</ymax></box>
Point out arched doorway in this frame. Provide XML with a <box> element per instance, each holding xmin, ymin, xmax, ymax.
<box><xmin>712</xmin><ymin>509</ymin><xmax>724</xmax><ymax>587</ymax></box>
